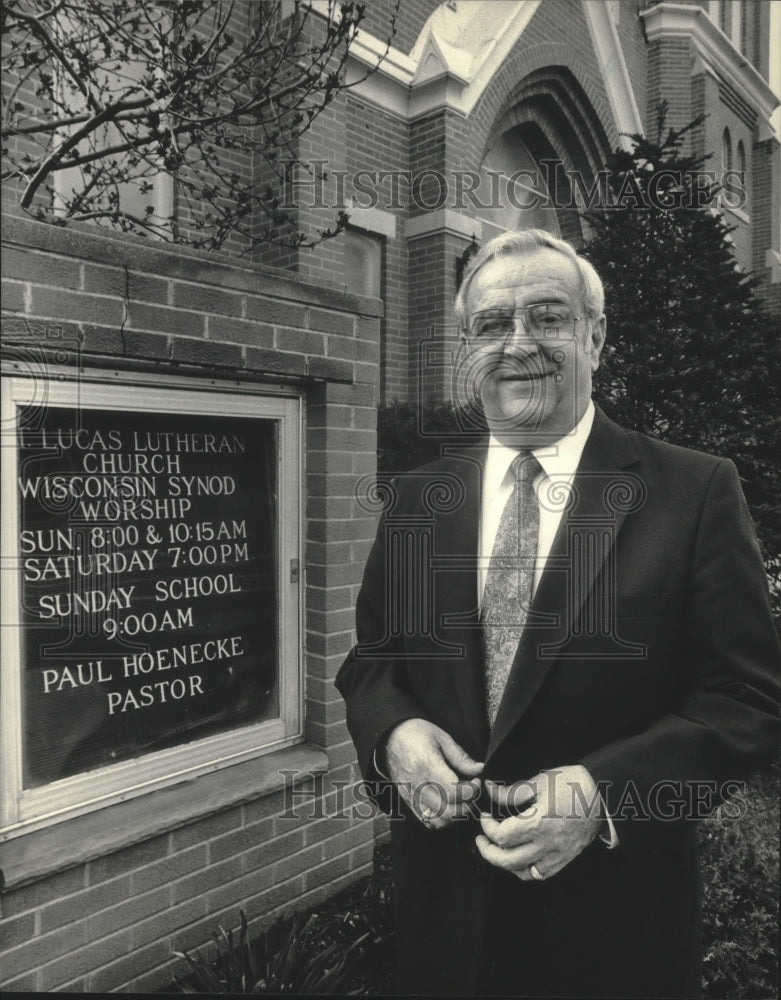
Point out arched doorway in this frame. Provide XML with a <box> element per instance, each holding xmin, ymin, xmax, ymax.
<box><xmin>477</xmin><ymin>66</ymin><xmax>612</xmax><ymax>246</ymax></box>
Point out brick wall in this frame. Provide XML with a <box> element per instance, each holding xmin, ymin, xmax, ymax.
<box><xmin>650</xmin><ymin>26</ymin><xmax>760</xmax><ymax>276</ymax></box>
<box><xmin>0</xmin><ymin>216</ymin><xmax>384</xmax><ymax>992</ymax></box>
<box><xmin>174</xmin><ymin>4</ymin><xmax>254</xmax><ymax>257</ymax></box>
<box><xmin>617</xmin><ymin>0</ymin><xmax>649</xmax><ymax>135</ymax></box>
<box><xmin>345</xmin><ymin>96</ymin><xmax>410</xmax><ymax>403</ymax></box>
<box><xmin>360</xmin><ymin>0</ymin><xmax>440</xmax><ymax>56</ymax></box>
<box><xmin>1</xmin><ymin>796</ymin><xmax>380</xmax><ymax>992</ymax></box>
<box><xmin>752</xmin><ymin>134</ymin><xmax>781</xmax><ymax>314</ymax></box>
<box><xmin>647</xmin><ymin>36</ymin><xmax>695</xmax><ymax>145</ymax></box>
<box><xmin>406</xmin><ymin>104</ymin><xmax>469</xmax><ymax>402</ymax></box>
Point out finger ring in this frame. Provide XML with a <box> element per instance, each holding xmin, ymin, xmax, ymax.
<box><xmin>529</xmin><ymin>863</ymin><xmax>545</xmax><ymax>881</ymax></box>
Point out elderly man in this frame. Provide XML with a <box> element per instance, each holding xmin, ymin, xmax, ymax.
<box><xmin>336</xmin><ymin>230</ymin><xmax>779</xmax><ymax>997</ymax></box>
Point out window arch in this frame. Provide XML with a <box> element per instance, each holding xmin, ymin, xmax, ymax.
<box><xmin>722</xmin><ymin>128</ymin><xmax>732</xmax><ymax>174</ymax></box>
<box><xmin>735</xmin><ymin>139</ymin><xmax>748</xmax><ymax>212</ymax></box>
<box><xmin>736</xmin><ymin>140</ymin><xmax>746</xmax><ymax>179</ymax></box>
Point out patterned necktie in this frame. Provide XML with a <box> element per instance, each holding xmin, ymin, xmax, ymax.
<box><xmin>482</xmin><ymin>453</ymin><xmax>542</xmax><ymax>726</ymax></box>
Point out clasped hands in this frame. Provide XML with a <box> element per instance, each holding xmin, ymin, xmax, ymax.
<box><xmin>384</xmin><ymin>718</ymin><xmax>603</xmax><ymax>881</ymax></box>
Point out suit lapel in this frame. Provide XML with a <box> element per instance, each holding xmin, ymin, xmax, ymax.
<box><xmin>431</xmin><ymin>448</ymin><xmax>490</xmax><ymax>753</ymax></box>
<box><xmin>486</xmin><ymin>409</ymin><xmax>640</xmax><ymax>761</ymax></box>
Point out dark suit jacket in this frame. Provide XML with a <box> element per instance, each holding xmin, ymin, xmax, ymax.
<box><xmin>336</xmin><ymin>408</ymin><xmax>779</xmax><ymax>997</ymax></box>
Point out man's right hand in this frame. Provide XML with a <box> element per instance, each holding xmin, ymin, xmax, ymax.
<box><xmin>383</xmin><ymin>718</ymin><xmax>484</xmax><ymax>829</ymax></box>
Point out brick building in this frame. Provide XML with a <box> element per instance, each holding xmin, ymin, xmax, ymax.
<box><xmin>279</xmin><ymin>0</ymin><xmax>780</xmax><ymax>401</ymax></box>
<box><xmin>1</xmin><ymin>0</ymin><xmax>779</xmax><ymax>992</ymax></box>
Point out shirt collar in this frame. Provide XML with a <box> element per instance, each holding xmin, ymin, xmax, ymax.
<box><xmin>485</xmin><ymin>400</ymin><xmax>596</xmax><ymax>489</ymax></box>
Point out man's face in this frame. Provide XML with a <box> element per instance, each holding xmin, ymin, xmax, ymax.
<box><xmin>462</xmin><ymin>247</ymin><xmax>606</xmax><ymax>446</ymax></box>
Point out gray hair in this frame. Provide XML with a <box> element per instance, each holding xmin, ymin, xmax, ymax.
<box><xmin>454</xmin><ymin>229</ymin><xmax>605</xmax><ymax>331</ymax></box>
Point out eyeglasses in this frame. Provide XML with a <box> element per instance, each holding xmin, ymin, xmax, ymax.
<box><xmin>467</xmin><ymin>304</ymin><xmax>584</xmax><ymax>342</ymax></box>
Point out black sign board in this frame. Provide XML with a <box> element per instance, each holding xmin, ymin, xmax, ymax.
<box><xmin>17</xmin><ymin>405</ymin><xmax>279</xmax><ymax>787</ymax></box>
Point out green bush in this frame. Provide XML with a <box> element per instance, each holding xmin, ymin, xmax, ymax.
<box><xmin>700</xmin><ymin>766</ymin><xmax>780</xmax><ymax>999</ymax></box>
<box><xmin>377</xmin><ymin>399</ymin><xmax>463</xmax><ymax>473</ymax></box>
<box><xmin>583</xmin><ymin>107</ymin><xmax>781</xmax><ymax>581</ymax></box>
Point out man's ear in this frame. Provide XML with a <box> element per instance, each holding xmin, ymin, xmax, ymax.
<box><xmin>588</xmin><ymin>315</ymin><xmax>606</xmax><ymax>371</ymax></box>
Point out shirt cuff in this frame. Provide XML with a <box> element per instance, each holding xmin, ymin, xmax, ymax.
<box><xmin>599</xmin><ymin>804</ymin><xmax>619</xmax><ymax>848</ymax></box>
<box><xmin>372</xmin><ymin>746</ymin><xmax>390</xmax><ymax>781</ymax></box>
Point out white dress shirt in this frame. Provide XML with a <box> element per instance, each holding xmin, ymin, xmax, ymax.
<box><xmin>479</xmin><ymin>401</ymin><xmax>595</xmax><ymax>606</ymax></box>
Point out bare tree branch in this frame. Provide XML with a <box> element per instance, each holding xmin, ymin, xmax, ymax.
<box><xmin>2</xmin><ymin>0</ymin><xmax>398</xmax><ymax>249</ymax></box>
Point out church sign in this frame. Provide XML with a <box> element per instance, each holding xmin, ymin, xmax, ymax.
<box><xmin>1</xmin><ymin>374</ymin><xmax>301</xmax><ymax>829</ymax></box>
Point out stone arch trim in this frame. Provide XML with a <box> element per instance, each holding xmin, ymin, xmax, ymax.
<box><xmin>467</xmin><ymin>42</ymin><xmax>620</xmax><ymax>175</ymax></box>
<box><xmin>485</xmin><ymin>69</ymin><xmax>613</xmax><ymax>178</ymax></box>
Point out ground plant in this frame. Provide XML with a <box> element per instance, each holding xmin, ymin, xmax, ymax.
<box><xmin>173</xmin><ymin>846</ymin><xmax>394</xmax><ymax>995</ymax></box>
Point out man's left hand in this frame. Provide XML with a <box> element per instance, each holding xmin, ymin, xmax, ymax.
<box><xmin>475</xmin><ymin>764</ymin><xmax>603</xmax><ymax>882</ymax></box>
